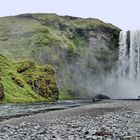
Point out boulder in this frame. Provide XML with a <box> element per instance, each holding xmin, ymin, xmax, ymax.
<box><xmin>94</xmin><ymin>94</ymin><xmax>111</xmax><ymax>100</ymax></box>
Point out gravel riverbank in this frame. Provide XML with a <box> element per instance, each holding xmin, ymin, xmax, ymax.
<box><xmin>0</xmin><ymin>100</ymin><xmax>140</xmax><ymax>140</ymax></box>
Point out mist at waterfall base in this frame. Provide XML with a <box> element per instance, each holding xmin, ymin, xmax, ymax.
<box><xmin>101</xmin><ymin>30</ymin><xmax>140</xmax><ymax>99</ymax></box>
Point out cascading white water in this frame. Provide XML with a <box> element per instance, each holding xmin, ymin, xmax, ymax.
<box><xmin>129</xmin><ymin>30</ymin><xmax>140</xmax><ymax>79</ymax></box>
<box><xmin>111</xmin><ymin>30</ymin><xmax>140</xmax><ymax>98</ymax></box>
<box><xmin>118</xmin><ymin>30</ymin><xmax>140</xmax><ymax>80</ymax></box>
<box><xmin>118</xmin><ymin>31</ymin><xmax>128</xmax><ymax>77</ymax></box>
<box><xmin>101</xmin><ymin>30</ymin><xmax>140</xmax><ymax>99</ymax></box>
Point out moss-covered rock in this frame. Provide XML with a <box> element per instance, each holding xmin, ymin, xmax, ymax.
<box><xmin>0</xmin><ymin>54</ymin><xmax>59</xmax><ymax>103</ymax></box>
<box><xmin>11</xmin><ymin>74</ymin><xmax>25</xmax><ymax>88</ymax></box>
<box><xmin>17</xmin><ymin>61</ymin><xmax>35</xmax><ymax>73</ymax></box>
<box><xmin>24</xmin><ymin>65</ymin><xmax>59</xmax><ymax>100</ymax></box>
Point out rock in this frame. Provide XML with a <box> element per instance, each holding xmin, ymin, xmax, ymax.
<box><xmin>52</xmin><ymin>135</ymin><xmax>56</xmax><ymax>138</ymax></box>
<box><xmin>37</xmin><ymin>128</ymin><xmax>46</xmax><ymax>135</ymax></box>
<box><xmin>85</xmin><ymin>135</ymin><xmax>92</xmax><ymax>139</ymax></box>
<box><xmin>92</xmin><ymin>130</ymin><xmax>97</xmax><ymax>136</ymax></box>
<box><xmin>123</xmin><ymin>136</ymin><xmax>133</xmax><ymax>139</ymax></box>
<box><xmin>19</xmin><ymin>122</ymin><xmax>27</xmax><ymax>126</ymax></box>
<box><xmin>95</xmin><ymin>131</ymin><xmax>113</xmax><ymax>137</ymax></box>
<box><xmin>33</xmin><ymin>125</ymin><xmax>40</xmax><ymax>130</ymax></box>
<box><xmin>68</xmin><ymin>135</ymin><xmax>74</xmax><ymax>139</ymax></box>
<box><xmin>94</xmin><ymin>94</ymin><xmax>111</xmax><ymax>100</ymax></box>
<box><xmin>11</xmin><ymin>75</ymin><xmax>24</xmax><ymax>88</ymax></box>
<box><xmin>84</xmin><ymin>130</ymin><xmax>89</xmax><ymax>135</ymax></box>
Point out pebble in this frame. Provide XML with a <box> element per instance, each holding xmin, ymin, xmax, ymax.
<box><xmin>0</xmin><ymin>101</ymin><xmax>139</xmax><ymax>139</ymax></box>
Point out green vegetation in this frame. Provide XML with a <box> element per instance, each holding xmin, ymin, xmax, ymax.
<box><xmin>0</xmin><ymin>54</ymin><xmax>59</xmax><ymax>103</ymax></box>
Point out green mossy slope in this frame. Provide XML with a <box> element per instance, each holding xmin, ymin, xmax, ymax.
<box><xmin>0</xmin><ymin>54</ymin><xmax>59</xmax><ymax>103</ymax></box>
<box><xmin>0</xmin><ymin>13</ymin><xmax>120</xmax><ymax>62</ymax></box>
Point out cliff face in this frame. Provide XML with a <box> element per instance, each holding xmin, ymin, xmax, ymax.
<box><xmin>0</xmin><ymin>13</ymin><xmax>120</xmax><ymax>98</ymax></box>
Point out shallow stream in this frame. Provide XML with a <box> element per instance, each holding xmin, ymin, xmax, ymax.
<box><xmin>0</xmin><ymin>100</ymin><xmax>93</xmax><ymax>121</ymax></box>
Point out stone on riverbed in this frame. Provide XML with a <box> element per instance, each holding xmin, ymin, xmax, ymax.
<box><xmin>94</xmin><ymin>94</ymin><xmax>111</xmax><ymax>100</ymax></box>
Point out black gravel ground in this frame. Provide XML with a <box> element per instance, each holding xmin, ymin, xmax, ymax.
<box><xmin>0</xmin><ymin>100</ymin><xmax>139</xmax><ymax>140</ymax></box>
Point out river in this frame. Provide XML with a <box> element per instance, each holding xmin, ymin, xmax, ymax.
<box><xmin>0</xmin><ymin>100</ymin><xmax>94</xmax><ymax>121</ymax></box>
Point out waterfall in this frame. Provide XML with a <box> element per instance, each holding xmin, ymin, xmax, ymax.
<box><xmin>118</xmin><ymin>30</ymin><xmax>140</xmax><ymax>80</ymax></box>
<box><xmin>118</xmin><ymin>31</ymin><xmax>128</xmax><ymax>77</ymax></box>
<box><xmin>110</xmin><ymin>30</ymin><xmax>140</xmax><ymax>98</ymax></box>
<box><xmin>102</xmin><ymin>30</ymin><xmax>140</xmax><ymax>99</ymax></box>
<box><xmin>97</xmin><ymin>30</ymin><xmax>140</xmax><ymax>99</ymax></box>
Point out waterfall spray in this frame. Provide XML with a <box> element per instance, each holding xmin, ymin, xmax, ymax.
<box><xmin>102</xmin><ymin>30</ymin><xmax>140</xmax><ymax>99</ymax></box>
<box><xmin>115</xmin><ymin>30</ymin><xmax>140</xmax><ymax>98</ymax></box>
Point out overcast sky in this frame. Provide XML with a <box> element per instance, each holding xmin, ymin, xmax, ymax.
<box><xmin>0</xmin><ymin>0</ymin><xmax>140</xmax><ymax>30</ymax></box>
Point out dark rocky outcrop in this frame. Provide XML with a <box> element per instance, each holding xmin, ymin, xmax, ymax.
<box><xmin>94</xmin><ymin>94</ymin><xmax>111</xmax><ymax>100</ymax></box>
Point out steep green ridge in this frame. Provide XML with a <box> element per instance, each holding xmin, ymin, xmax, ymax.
<box><xmin>0</xmin><ymin>54</ymin><xmax>59</xmax><ymax>103</ymax></box>
<box><xmin>0</xmin><ymin>13</ymin><xmax>121</xmax><ymax>99</ymax></box>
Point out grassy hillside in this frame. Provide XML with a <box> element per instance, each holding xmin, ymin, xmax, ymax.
<box><xmin>0</xmin><ymin>54</ymin><xmax>59</xmax><ymax>103</ymax></box>
<box><xmin>0</xmin><ymin>13</ymin><xmax>119</xmax><ymax>61</ymax></box>
<box><xmin>0</xmin><ymin>13</ymin><xmax>120</xmax><ymax>99</ymax></box>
